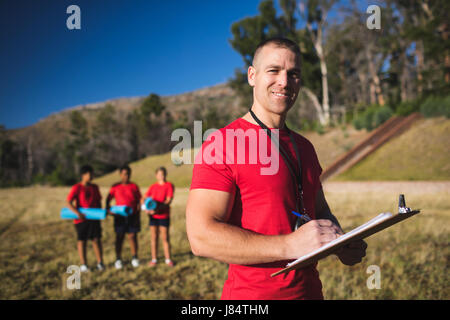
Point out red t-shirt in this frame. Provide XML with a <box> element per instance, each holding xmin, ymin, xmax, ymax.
<box><xmin>144</xmin><ymin>182</ymin><xmax>174</xmax><ymax>219</ymax></box>
<box><xmin>190</xmin><ymin>118</ymin><xmax>324</xmax><ymax>300</ymax></box>
<box><xmin>107</xmin><ymin>182</ymin><xmax>142</xmax><ymax>214</ymax></box>
<box><xmin>67</xmin><ymin>183</ymin><xmax>102</xmax><ymax>224</ymax></box>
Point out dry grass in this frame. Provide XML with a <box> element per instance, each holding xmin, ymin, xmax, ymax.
<box><xmin>319</xmin><ymin>182</ymin><xmax>449</xmax><ymax>299</ymax></box>
<box><xmin>0</xmin><ymin>183</ymin><xmax>448</xmax><ymax>299</ymax></box>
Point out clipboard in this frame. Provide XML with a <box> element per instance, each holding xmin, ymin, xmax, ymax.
<box><xmin>271</xmin><ymin>209</ymin><xmax>420</xmax><ymax>277</ymax></box>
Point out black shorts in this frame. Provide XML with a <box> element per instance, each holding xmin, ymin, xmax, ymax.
<box><xmin>114</xmin><ymin>212</ymin><xmax>141</xmax><ymax>234</ymax></box>
<box><xmin>75</xmin><ymin>220</ymin><xmax>102</xmax><ymax>241</ymax></box>
<box><xmin>149</xmin><ymin>217</ymin><xmax>170</xmax><ymax>227</ymax></box>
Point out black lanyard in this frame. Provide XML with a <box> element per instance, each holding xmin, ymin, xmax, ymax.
<box><xmin>249</xmin><ymin>109</ymin><xmax>307</xmax><ymax>218</ymax></box>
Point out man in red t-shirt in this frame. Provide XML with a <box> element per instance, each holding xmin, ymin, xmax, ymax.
<box><xmin>106</xmin><ymin>165</ymin><xmax>142</xmax><ymax>269</ymax></box>
<box><xmin>142</xmin><ymin>167</ymin><xmax>175</xmax><ymax>267</ymax></box>
<box><xmin>186</xmin><ymin>37</ymin><xmax>367</xmax><ymax>300</ymax></box>
<box><xmin>66</xmin><ymin>165</ymin><xmax>104</xmax><ymax>272</ymax></box>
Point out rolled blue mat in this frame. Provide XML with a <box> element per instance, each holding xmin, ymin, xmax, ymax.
<box><xmin>60</xmin><ymin>205</ymin><xmax>132</xmax><ymax>220</ymax></box>
<box><xmin>142</xmin><ymin>197</ymin><xmax>159</xmax><ymax>210</ymax></box>
<box><xmin>109</xmin><ymin>205</ymin><xmax>133</xmax><ymax>217</ymax></box>
<box><xmin>60</xmin><ymin>207</ymin><xmax>106</xmax><ymax>220</ymax></box>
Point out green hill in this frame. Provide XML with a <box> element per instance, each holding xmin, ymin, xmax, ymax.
<box><xmin>334</xmin><ymin>117</ymin><xmax>450</xmax><ymax>181</ymax></box>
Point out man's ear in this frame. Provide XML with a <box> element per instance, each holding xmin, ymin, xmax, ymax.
<box><xmin>248</xmin><ymin>66</ymin><xmax>256</xmax><ymax>87</ymax></box>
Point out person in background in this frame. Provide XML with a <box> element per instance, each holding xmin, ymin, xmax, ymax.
<box><xmin>142</xmin><ymin>167</ymin><xmax>175</xmax><ymax>267</ymax></box>
<box><xmin>66</xmin><ymin>165</ymin><xmax>104</xmax><ymax>272</ymax></box>
<box><xmin>106</xmin><ymin>165</ymin><xmax>142</xmax><ymax>269</ymax></box>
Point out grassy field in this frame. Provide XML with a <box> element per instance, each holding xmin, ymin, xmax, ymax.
<box><xmin>0</xmin><ymin>182</ymin><xmax>448</xmax><ymax>299</ymax></box>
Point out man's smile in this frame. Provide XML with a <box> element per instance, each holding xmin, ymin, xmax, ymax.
<box><xmin>271</xmin><ymin>90</ymin><xmax>293</xmax><ymax>99</ymax></box>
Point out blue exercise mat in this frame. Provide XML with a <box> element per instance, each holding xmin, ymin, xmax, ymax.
<box><xmin>142</xmin><ymin>197</ymin><xmax>159</xmax><ymax>210</ymax></box>
<box><xmin>60</xmin><ymin>207</ymin><xmax>106</xmax><ymax>220</ymax></box>
<box><xmin>109</xmin><ymin>205</ymin><xmax>133</xmax><ymax>216</ymax></box>
<box><xmin>61</xmin><ymin>205</ymin><xmax>133</xmax><ymax>220</ymax></box>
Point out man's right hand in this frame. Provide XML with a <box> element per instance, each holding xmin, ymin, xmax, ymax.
<box><xmin>285</xmin><ymin>219</ymin><xmax>343</xmax><ymax>259</ymax></box>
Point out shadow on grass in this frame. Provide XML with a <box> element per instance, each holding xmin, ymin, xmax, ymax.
<box><xmin>0</xmin><ymin>208</ymin><xmax>27</xmax><ymax>238</ymax></box>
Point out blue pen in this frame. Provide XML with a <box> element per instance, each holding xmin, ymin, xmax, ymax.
<box><xmin>292</xmin><ymin>211</ymin><xmax>312</xmax><ymax>228</ymax></box>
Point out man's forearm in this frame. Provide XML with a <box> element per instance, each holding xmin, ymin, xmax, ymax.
<box><xmin>188</xmin><ymin>218</ymin><xmax>291</xmax><ymax>265</ymax></box>
<box><xmin>186</xmin><ymin>189</ymin><xmax>326</xmax><ymax>266</ymax></box>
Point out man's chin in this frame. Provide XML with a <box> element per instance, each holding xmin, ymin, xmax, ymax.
<box><xmin>268</xmin><ymin>101</ymin><xmax>293</xmax><ymax>115</ymax></box>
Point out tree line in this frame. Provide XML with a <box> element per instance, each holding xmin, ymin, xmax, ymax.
<box><xmin>0</xmin><ymin>94</ymin><xmax>231</xmax><ymax>187</ymax></box>
<box><xmin>228</xmin><ymin>0</ymin><xmax>449</xmax><ymax>129</ymax></box>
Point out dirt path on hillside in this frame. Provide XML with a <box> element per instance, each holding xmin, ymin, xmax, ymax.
<box><xmin>322</xmin><ymin>181</ymin><xmax>450</xmax><ymax>194</ymax></box>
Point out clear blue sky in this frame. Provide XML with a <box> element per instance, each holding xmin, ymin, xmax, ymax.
<box><xmin>0</xmin><ymin>0</ymin><xmax>366</xmax><ymax>129</ymax></box>
<box><xmin>0</xmin><ymin>0</ymin><xmax>264</xmax><ymax>129</ymax></box>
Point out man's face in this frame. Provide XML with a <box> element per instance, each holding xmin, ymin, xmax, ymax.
<box><xmin>248</xmin><ymin>45</ymin><xmax>301</xmax><ymax>116</ymax></box>
<box><xmin>120</xmin><ymin>169</ymin><xmax>130</xmax><ymax>183</ymax></box>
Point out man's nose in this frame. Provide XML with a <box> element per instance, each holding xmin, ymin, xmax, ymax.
<box><xmin>276</xmin><ymin>71</ymin><xmax>288</xmax><ymax>88</ymax></box>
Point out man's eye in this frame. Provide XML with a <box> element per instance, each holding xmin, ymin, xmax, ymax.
<box><xmin>268</xmin><ymin>69</ymin><xmax>278</xmax><ymax>73</ymax></box>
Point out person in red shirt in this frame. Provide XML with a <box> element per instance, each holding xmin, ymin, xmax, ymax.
<box><xmin>142</xmin><ymin>167</ymin><xmax>175</xmax><ymax>267</ymax></box>
<box><xmin>106</xmin><ymin>165</ymin><xmax>142</xmax><ymax>269</ymax></box>
<box><xmin>66</xmin><ymin>165</ymin><xmax>104</xmax><ymax>272</ymax></box>
<box><xmin>186</xmin><ymin>37</ymin><xmax>367</xmax><ymax>300</ymax></box>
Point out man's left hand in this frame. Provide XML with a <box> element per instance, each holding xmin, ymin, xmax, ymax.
<box><xmin>336</xmin><ymin>239</ymin><xmax>368</xmax><ymax>266</ymax></box>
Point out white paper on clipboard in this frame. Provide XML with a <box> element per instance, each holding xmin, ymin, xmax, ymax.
<box><xmin>286</xmin><ymin>212</ymin><xmax>393</xmax><ymax>268</ymax></box>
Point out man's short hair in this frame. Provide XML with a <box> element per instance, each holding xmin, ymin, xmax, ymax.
<box><xmin>80</xmin><ymin>165</ymin><xmax>93</xmax><ymax>176</ymax></box>
<box><xmin>155</xmin><ymin>166</ymin><xmax>167</xmax><ymax>176</ymax></box>
<box><xmin>119</xmin><ymin>164</ymin><xmax>131</xmax><ymax>175</ymax></box>
<box><xmin>252</xmin><ymin>37</ymin><xmax>301</xmax><ymax>67</ymax></box>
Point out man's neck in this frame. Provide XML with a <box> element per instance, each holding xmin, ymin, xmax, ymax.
<box><xmin>121</xmin><ymin>181</ymin><xmax>129</xmax><ymax>185</ymax></box>
<box><xmin>242</xmin><ymin>104</ymin><xmax>286</xmax><ymax>129</ymax></box>
<box><xmin>81</xmin><ymin>181</ymin><xmax>90</xmax><ymax>186</ymax></box>
<box><xmin>157</xmin><ymin>180</ymin><xmax>165</xmax><ymax>185</ymax></box>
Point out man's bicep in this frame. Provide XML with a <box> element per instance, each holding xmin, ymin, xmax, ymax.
<box><xmin>186</xmin><ymin>188</ymin><xmax>235</xmax><ymax>224</ymax></box>
<box><xmin>186</xmin><ymin>188</ymin><xmax>236</xmax><ymax>258</ymax></box>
